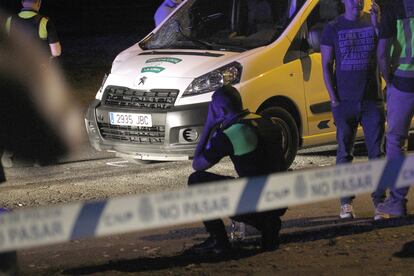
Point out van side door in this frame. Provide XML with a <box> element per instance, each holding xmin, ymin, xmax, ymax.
<box><xmin>300</xmin><ymin>0</ymin><xmax>344</xmax><ymax>145</ymax></box>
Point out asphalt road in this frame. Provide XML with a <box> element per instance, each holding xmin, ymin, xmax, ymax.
<box><xmin>1</xmin><ymin>143</ymin><xmax>414</xmax><ymax>275</ymax></box>
<box><xmin>0</xmin><ymin>143</ymin><xmax>340</xmax><ymax>209</ymax></box>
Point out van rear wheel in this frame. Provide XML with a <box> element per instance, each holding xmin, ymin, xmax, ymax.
<box><xmin>259</xmin><ymin>107</ymin><xmax>299</xmax><ymax>168</ymax></box>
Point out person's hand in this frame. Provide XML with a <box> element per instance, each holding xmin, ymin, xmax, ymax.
<box><xmin>370</xmin><ymin>0</ymin><xmax>381</xmax><ymax>30</ymax></box>
<box><xmin>205</xmin><ymin>103</ymin><xmax>223</xmax><ymax>128</ymax></box>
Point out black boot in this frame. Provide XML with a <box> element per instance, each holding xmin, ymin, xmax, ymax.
<box><xmin>261</xmin><ymin>217</ymin><xmax>281</xmax><ymax>251</ymax></box>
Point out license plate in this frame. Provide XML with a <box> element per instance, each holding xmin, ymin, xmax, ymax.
<box><xmin>109</xmin><ymin>112</ymin><xmax>152</xmax><ymax>127</ymax></box>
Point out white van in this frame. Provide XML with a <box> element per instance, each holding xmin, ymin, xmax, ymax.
<box><xmin>84</xmin><ymin>0</ymin><xmax>374</xmax><ymax>166</ymax></box>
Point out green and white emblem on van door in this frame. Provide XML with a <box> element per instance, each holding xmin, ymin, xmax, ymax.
<box><xmin>145</xmin><ymin>57</ymin><xmax>182</xmax><ymax>64</ymax></box>
<box><xmin>141</xmin><ymin>66</ymin><xmax>165</xmax><ymax>73</ymax></box>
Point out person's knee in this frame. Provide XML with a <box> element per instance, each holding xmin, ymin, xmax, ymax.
<box><xmin>188</xmin><ymin>171</ymin><xmax>233</xmax><ymax>186</ymax></box>
<box><xmin>386</xmin><ymin>134</ymin><xmax>406</xmax><ymax>148</ymax></box>
<box><xmin>188</xmin><ymin>171</ymin><xmax>204</xmax><ymax>186</ymax></box>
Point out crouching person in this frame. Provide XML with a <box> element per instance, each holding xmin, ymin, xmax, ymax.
<box><xmin>186</xmin><ymin>85</ymin><xmax>287</xmax><ymax>255</ymax></box>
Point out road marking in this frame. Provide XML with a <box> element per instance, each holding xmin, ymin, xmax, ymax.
<box><xmin>106</xmin><ymin>161</ymin><xmax>129</xmax><ymax>167</ymax></box>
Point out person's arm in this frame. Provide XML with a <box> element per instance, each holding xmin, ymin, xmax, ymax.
<box><xmin>49</xmin><ymin>41</ymin><xmax>61</xmax><ymax>57</ymax></box>
<box><xmin>192</xmin><ymin>104</ymin><xmax>222</xmax><ymax>171</ymax></box>
<box><xmin>377</xmin><ymin>6</ymin><xmax>396</xmax><ymax>86</ymax></box>
<box><xmin>370</xmin><ymin>0</ymin><xmax>381</xmax><ymax>36</ymax></box>
<box><xmin>321</xmin><ymin>45</ymin><xmax>339</xmax><ymax>106</ymax></box>
<box><xmin>192</xmin><ymin>129</ymin><xmax>214</xmax><ymax>171</ymax></box>
<box><xmin>154</xmin><ymin>5</ymin><xmax>170</xmax><ymax>27</ymax></box>
<box><xmin>44</xmin><ymin>19</ymin><xmax>61</xmax><ymax>57</ymax></box>
<box><xmin>377</xmin><ymin>38</ymin><xmax>392</xmax><ymax>84</ymax></box>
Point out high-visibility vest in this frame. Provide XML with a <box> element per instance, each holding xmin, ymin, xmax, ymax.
<box><xmin>5</xmin><ymin>11</ymin><xmax>49</xmax><ymax>41</ymax></box>
<box><xmin>392</xmin><ymin>0</ymin><xmax>414</xmax><ymax>78</ymax></box>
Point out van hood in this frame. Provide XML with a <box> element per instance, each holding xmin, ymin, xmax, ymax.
<box><xmin>111</xmin><ymin>44</ymin><xmax>241</xmax><ymax>79</ymax></box>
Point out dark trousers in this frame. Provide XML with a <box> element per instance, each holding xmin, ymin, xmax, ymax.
<box><xmin>385</xmin><ymin>85</ymin><xmax>414</xmax><ymax>202</ymax></box>
<box><xmin>332</xmin><ymin>100</ymin><xmax>386</xmax><ymax>206</ymax></box>
<box><xmin>188</xmin><ymin>171</ymin><xmax>286</xmax><ymax>241</ymax></box>
<box><xmin>0</xmin><ymin>252</ymin><xmax>17</xmax><ymax>275</ymax></box>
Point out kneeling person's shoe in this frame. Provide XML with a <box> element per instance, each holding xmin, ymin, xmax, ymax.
<box><xmin>185</xmin><ymin>236</ymin><xmax>231</xmax><ymax>255</ymax></box>
<box><xmin>339</xmin><ymin>204</ymin><xmax>355</xmax><ymax>219</ymax></box>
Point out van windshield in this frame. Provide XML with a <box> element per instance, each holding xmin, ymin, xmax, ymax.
<box><xmin>140</xmin><ymin>0</ymin><xmax>304</xmax><ymax>52</ymax></box>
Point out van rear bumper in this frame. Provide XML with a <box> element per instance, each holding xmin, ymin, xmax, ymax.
<box><xmin>85</xmin><ymin>100</ymin><xmax>209</xmax><ymax>161</ymax></box>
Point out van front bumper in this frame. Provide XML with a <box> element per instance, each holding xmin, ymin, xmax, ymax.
<box><xmin>85</xmin><ymin>100</ymin><xmax>208</xmax><ymax>161</ymax></box>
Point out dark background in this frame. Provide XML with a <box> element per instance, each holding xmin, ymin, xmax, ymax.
<box><xmin>0</xmin><ymin>0</ymin><xmax>166</xmax><ymax>106</ymax></box>
<box><xmin>0</xmin><ymin>0</ymin><xmax>164</xmax><ymax>35</ymax></box>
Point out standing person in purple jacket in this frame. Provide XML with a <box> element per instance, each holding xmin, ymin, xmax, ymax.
<box><xmin>154</xmin><ymin>0</ymin><xmax>183</xmax><ymax>27</ymax></box>
<box><xmin>321</xmin><ymin>0</ymin><xmax>386</xmax><ymax>219</ymax></box>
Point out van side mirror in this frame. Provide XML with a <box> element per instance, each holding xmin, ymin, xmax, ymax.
<box><xmin>307</xmin><ymin>24</ymin><xmax>324</xmax><ymax>53</ymax></box>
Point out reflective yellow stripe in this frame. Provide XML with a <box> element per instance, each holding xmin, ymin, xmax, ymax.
<box><xmin>39</xmin><ymin>17</ymin><xmax>48</xmax><ymax>40</ymax></box>
<box><xmin>18</xmin><ymin>11</ymin><xmax>37</xmax><ymax>19</ymax></box>
<box><xmin>395</xmin><ymin>68</ymin><xmax>414</xmax><ymax>78</ymax></box>
<box><xmin>395</xmin><ymin>18</ymin><xmax>414</xmax><ymax>74</ymax></box>
<box><xmin>398</xmin><ymin>64</ymin><xmax>414</xmax><ymax>71</ymax></box>
<box><xmin>5</xmin><ymin>17</ymin><xmax>11</xmax><ymax>34</ymax></box>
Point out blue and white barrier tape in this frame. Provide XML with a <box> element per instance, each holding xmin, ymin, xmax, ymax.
<box><xmin>0</xmin><ymin>156</ymin><xmax>413</xmax><ymax>253</ymax></box>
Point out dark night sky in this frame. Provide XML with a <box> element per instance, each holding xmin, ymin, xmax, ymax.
<box><xmin>0</xmin><ymin>0</ymin><xmax>164</xmax><ymax>36</ymax></box>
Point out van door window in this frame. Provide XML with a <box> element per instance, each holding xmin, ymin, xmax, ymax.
<box><xmin>140</xmin><ymin>0</ymin><xmax>305</xmax><ymax>52</ymax></box>
<box><xmin>284</xmin><ymin>23</ymin><xmax>308</xmax><ymax>63</ymax></box>
<box><xmin>305</xmin><ymin>0</ymin><xmax>343</xmax><ymax>54</ymax></box>
<box><xmin>284</xmin><ymin>0</ymin><xmax>343</xmax><ymax>62</ymax></box>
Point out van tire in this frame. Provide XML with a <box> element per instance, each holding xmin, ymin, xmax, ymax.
<box><xmin>259</xmin><ymin>107</ymin><xmax>299</xmax><ymax>168</ymax></box>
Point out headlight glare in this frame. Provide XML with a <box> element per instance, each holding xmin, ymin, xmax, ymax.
<box><xmin>183</xmin><ymin>62</ymin><xmax>242</xmax><ymax>97</ymax></box>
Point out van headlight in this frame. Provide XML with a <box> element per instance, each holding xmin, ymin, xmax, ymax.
<box><xmin>183</xmin><ymin>62</ymin><xmax>242</xmax><ymax>97</ymax></box>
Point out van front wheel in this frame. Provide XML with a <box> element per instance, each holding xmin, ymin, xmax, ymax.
<box><xmin>259</xmin><ymin>107</ymin><xmax>299</xmax><ymax>168</ymax></box>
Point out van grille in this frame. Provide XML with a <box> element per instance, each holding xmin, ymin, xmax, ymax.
<box><xmin>103</xmin><ymin>86</ymin><xmax>178</xmax><ymax>110</ymax></box>
<box><xmin>98</xmin><ymin>123</ymin><xmax>165</xmax><ymax>144</ymax></box>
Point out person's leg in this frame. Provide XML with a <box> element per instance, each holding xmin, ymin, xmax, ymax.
<box><xmin>0</xmin><ymin>158</ymin><xmax>5</xmax><ymax>183</ymax></box>
<box><xmin>187</xmin><ymin>171</ymin><xmax>233</xmax><ymax>253</ymax></box>
<box><xmin>332</xmin><ymin>102</ymin><xmax>358</xmax><ymax>209</ymax></box>
<box><xmin>260</xmin><ymin>213</ymin><xmax>282</xmax><ymax>251</ymax></box>
<box><xmin>237</xmin><ymin>209</ymin><xmax>286</xmax><ymax>251</ymax></box>
<box><xmin>0</xmin><ymin>252</ymin><xmax>17</xmax><ymax>275</ymax></box>
<box><xmin>377</xmin><ymin>86</ymin><xmax>414</xmax><ymax>217</ymax></box>
<box><xmin>0</xmin><ymin>208</ymin><xmax>17</xmax><ymax>275</ymax></box>
<box><xmin>360</xmin><ymin>100</ymin><xmax>386</xmax><ymax>207</ymax></box>
<box><xmin>0</xmin><ymin>150</ymin><xmax>13</xmax><ymax>168</ymax></box>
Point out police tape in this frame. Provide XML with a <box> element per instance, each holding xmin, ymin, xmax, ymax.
<box><xmin>0</xmin><ymin>156</ymin><xmax>413</xmax><ymax>253</ymax></box>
